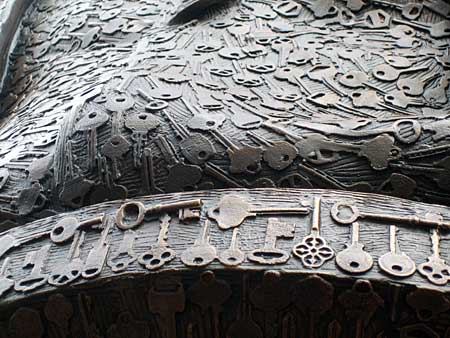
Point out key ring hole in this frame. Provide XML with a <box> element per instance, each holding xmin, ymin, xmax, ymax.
<box><xmin>116</xmin><ymin>201</ymin><xmax>145</xmax><ymax>230</ymax></box>
<box><xmin>331</xmin><ymin>202</ymin><xmax>359</xmax><ymax>224</ymax></box>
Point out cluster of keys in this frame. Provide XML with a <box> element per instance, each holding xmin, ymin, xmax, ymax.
<box><xmin>2</xmin><ymin>193</ymin><xmax>450</xmax><ymax>299</ymax></box>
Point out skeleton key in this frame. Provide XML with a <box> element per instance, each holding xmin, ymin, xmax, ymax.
<box><xmin>293</xmin><ymin>197</ymin><xmax>334</xmax><ymax>268</ymax></box>
<box><xmin>372</xmin><ymin>0</ymin><xmax>422</xmax><ymax>20</ymax></box>
<box><xmin>82</xmin><ymin>215</ymin><xmax>113</xmax><ymax>279</ymax></box>
<box><xmin>125</xmin><ymin>112</ymin><xmax>160</xmax><ymax>167</ymax></box>
<box><xmin>372</xmin><ymin>63</ymin><xmax>430</xmax><ymax>82</ymax></box>
<box><xmin>331</xmin><ymin>202</ymin><xmax>450</xmax><ymax>230</ymax></box>
<box><xmin>378</xmin><ymin>225</ymin><xmax>416</xmax><ymax>278</ymax></box>
<box><xmin>0</xmin><ymin>258</ymin><xmax>14</xmax><ymax>296</ymax></box>
<box><xmin>336</xmin><ymin>222</ymin><xmax>373</xmax><ymax>274</ymax></box>
<box><xmin>208</xmin><ymin>194</ymin><xmax>309</xmax><ymax>230</ymax></box>
<box><xmin>271</xmin><ymin>37</ymin><xmax>294</xmax><ymax>67</ymax></box>
<box><xmin>418</xmin><ymin>228</ymin><xmax>450</xmax><ymax>285</ymax></box>
<box><xmin>392</xmin><ymin>18</ymin><xmax>450</xmax><ymax>38</ymax></box>
<box><xmin>108</xmin><ymin>230</ymin><xmax>137</xmax><ymax>272</ymax></box>
<box><xmin>138</xmin><ymin>213</ymin><xmax>176</xmax><ymax>270</ymax></box>
<box><xmin>49</xmin><ymin>231</ymin><xmax>85</xmax><ymax>286</ymax></box>
<box><xmin>248</xmin><ymin>218</ymin><xmax>295</xmax><ymax>265</ymax></box>
<box><xmin>51</xmin><ymin>214</ymin><xmax>104</xmax><ymax>243</ymax></box>
<box><xmin>75</xmin><ymin>110</ymin><xmax>109</xmax><ymax>170</ymax></box>
<box><xmin>15</xmin><ymin>244</ymin><xmax>51</xmax><ymax>292</ymax></box>
<box><xmin>218</xmin><ymin>228</ymin><xmax>245</xmax><ymax>266</ymax></box>
<box><xmin>181</xmin><ymin>219</ymin><xmax>217</xmax><ymax>267</ymax></box>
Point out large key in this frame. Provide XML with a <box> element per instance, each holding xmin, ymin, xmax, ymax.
<box><xmin>392</xmin><ymin>18</ymin><xmax>450</xmax><ymax>38</ymax></box>
<box><xmin>378</xmin><ymin>225</ymin><xmax>416</xmax><ymax>278</ymax></box>
<box><xmin>181</xmin><ymin>219</ymin><xmax>217</xmax><ymax>267</ymax></box>
<box><xmin>218</xmin><ymin>228</ymin><xmax>245</xmax><ymax>266</ymax></box>
<box><xmin>138</xmin><ymin>213</ymin><xmax>176</xmax><ymax>270</ymax></box>
<box><xmin>49</xmin><ymin>231</ymin><xmax>85</xmax><ymax>286</ymax></box>
<box><xmin>292</xmin><ymin>197</ymin><xmax>334</xmax><ymax>268</ymax></box>
<box><xmin>108</xmin><ymin>230</ymin><xmax>137</xmax><ymax>272</ymax></box>
<box><xmin>331</xmin><ymin>201</ymin><xmax>450</xmax><ymax>230</ymax></box>
<box><xmin>336</xmin><ymin>222</ymin><xmax>373</xmax><ymax>274</ymax></box>
<box><xmin>51</xmin><ymin>214</ymin><xmax>104</xmax><ymax>243</ymax></box>
<box><xmin>15</xmin><ymin>244</ymin><xmax>51</xmax><ymax>292</ymax></box>
<box><xmin>248</xmin><ymin>218</ymin><xmax>295</xmax><ymax>265</ymax></box>
<box><xmin>418</xmin><ymin>227</ymin><xmax>450</xmax><ymax>285</ymax></box>
<box><xmin>208</xmin><ymin>194</ymin><xmax>309</xmax><ymax>230</ymax></box>
<box><xmin>116</xmin><ymin>199</ymin><xmax>203</xmax><ymax>230</ymax></box>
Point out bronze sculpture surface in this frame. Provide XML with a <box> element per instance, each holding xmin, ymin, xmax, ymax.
<box><xmin>0</xmin><ymin>0</ymin><xmax>449</xmax><ymax>337</ymax></box>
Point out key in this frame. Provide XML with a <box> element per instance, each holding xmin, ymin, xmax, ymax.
<box><xmin>208</xmin><ymin>194</ymin><xmax>309</xmax><ymax>230</ymax></box>
<box><xmin>82</xmin><ymin>215</ymin><xmax>113</xmax><ymax>279</ymax></box>
<box><xmin>155</xmin><ymin>136</ymin><xmax>203</xmax><ymax>192</ymax></box>
<box><xmin>116</xmin><ymin>199</ymin><xmax>202</xmax><ymax>230</ymax></box>
<box><xmin>418</xmin><ymin>227</ymin><xmax>450</xmax><ymax>285</ymax></box>
<box><xmin>75</xmin><ymin>110</ymin><xmax>110</xmax><ymax>170</ymax></box>
<box><xmin>51</xmin><ymin>214</ymin><xmax>104</xmax><ymax>243</ymax></box>
<box><xmin>378</xmin><ymin>225</ymin><xmax>416</xmax><ymax>278</ymax></box>
<box><xmin>296</xmin><ymin>0</ymin><xmax>338</xmax><ymax>18</ymax></box>
<box><xmin>181</xmin><ymin>219</ymin><xmax>217</xmax><ymax>267</ymax></box>
<box><xmin>136</xmin><ymin>88</ymin><xmax>168</xmax><ymax>112</ymax></box>
<box><xmin>0</xmin><ymin>231</ymin><xmax>48</xmax><ymax>260</ymax></box>
<box><xmin>0</xmin><ymin>258</ymin><xmax>14</xmax><ymax>297</ymax></box>
<box><xmin>271</xmin><ymin>37</ymin><xmax>294</xmax><ymax>67</ymax></box>
<box><xmin>307</xmin><ymin>63</ymin><xmax>346</xmax><ymax>96</ymax></box>
<box><xmin>141</xmin><ymin>147</ymin><xmax>164</xmax><ymax>194</ymax></box>
<box><xmin>397</xmin><ymin>72</ymin><xmax>440</xmax><ymax>96</ymax></box>
<box><xmin>372</xmin><ymin>63</ymin><xmax>430</xmax><ymax>82</ymax></box>
<box><xmin>331</xmin><ymin>201</ymin><xmax>450</xmax><ymax>230</ymax></box>
<box><xmin>218</xmin><ymin>228</ymin><xmax>245</xmax><ymax>266</ymax></box>
<box><xmin>272</xmin><ymin>1</ymin><xmax>302</xmax><ymax>17</ymax></box>
<box><xmin>248</xmin><ymin>218</ymin><xmax>295</xmax><ymax>265</ymax></box>
<box><xmin>339</xmin><ymin>70</ymin><xmax>386</xmax><ymax>93</ymax></box>
<box><xmin>108</xmin><ymin>230</ymin><xmax>137</xmax><ymax>272</ymax></box>
<box><xmin>15</xmin><ymin>244</ymin><xmax>51</xmax><ymax>292</ymax></box>
<box><xmin>337</xmin><ymin>48</ymin><xmax>367</xmax><ymax>72</ymax></box>
<box><xmin>148</xmin><ymin>279</ymin><xmax>185</xmax><ymax>338</ymax></box>
<box><xmin>294</xmin><ymin>118</ymin><xmax>422</xmax><ymax>144</ymax></box>
<box><xmin>383</xmin><ymin>89</ymin><xmax>426</xmax><ymax>109</ymax></box>
<box><xmin>292</xmin><ymin>197</ymin><xmax>334</xmax><ymax>268</ymax></box>
<box><xmin>392</xmin><ymin>18</ymin><xmax>450</xmax><ymax>38</ymax></box>
<box><xmin>423</xmin><ymin>0</ymin><xmax>450</xmax><ymax>18</ymax></box>
<box><xmin>49</xmin><ymin>231</ymin><xmax>85</xmax><ymax>286</ymax></box>
<box><xmin>138</xmin><ymin>214</ymin><xmax>176</xmax><ymax>270</ymax></box>
<box><xmin>336</xmin><ymin>222</ymin><xmax>373</xmax><ymax>274</ymax></box>
<box><xmin>372</xmin><ymin>0</ymin><xmax>422</xmax><ymax>20</ymax></box>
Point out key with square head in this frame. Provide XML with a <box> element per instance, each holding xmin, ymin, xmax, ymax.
<box><xmin>248</xmin><ymin>218</ymin><xmax>295</xmax><ymax>265</ymax></box>
<box><xmin>372</xmin><ymin>63</ymin><xmax>431</xmax><ymax>82</ymax></box>
<box><xmin>0</xmin><ymin>258</ymin><xmax>14</xmax><ymax>297</ymax></box>
<box><xmin>336</xmin><ymin>222</ymin><xmax>373</xmax><ymax>274</ymax></box>
<box><xmin>51</xmin><ymin>214</ymin><xmax>105</xmax><ymax>243</ymax></box>
<box><xmin>292</xmin><ymin>197</ymin><xmax>334</xmax><ymax>268</ymax></box>
<box><xmin>331</xmin><ymin>202</ymin><xmax>450</xmax><ymax>230</ymax></box>
<box><xmin>82</xmin><ymin>215</ymin><xmax>113</xmax><ymax>279</ymax></box>
<box><xmin>218</xmin><ymin>228</ymin><xmax>245</xmax><ymax>266</ymax></box>
<box><xmin>138</xmin><ymin>213</ymin><xmax>176</xmax><ymax>270</ymax></box>
<box><xmin>378</xmin><ymin>225</ymin><xmax>416</xmax><ymax>278</ymax></box>
<box><xmin>418</xmin><ymin>227</ymin><xmax>450</xmax><ymax>285</ymax></box>
<box><xmin>49</xmin><ymin>231</ymin><xmax>85</xmax><ymax>286</ymax></box>
<box><xmin>208</xmin><ymin>194</ymin><xmax>309</xmax><ymax>230</ymax></box>
<box><xmin>15</xmin><ymin>244</ymin><xmax>51</xmax><ymax>292</ymax></box>
<box><xmin>181</xmin><ymin>219</ymin><xmax>217</xmax><ymax>267</ymax></box>
<box><xmin>108</xmin><ymin>230</ymin><xmax>137</xmax><ymax>272</ymax></box>
<box><xmin>392</xmin><ymin>18</ymin><xmax>450</xmax><ymax>38</ymax></box>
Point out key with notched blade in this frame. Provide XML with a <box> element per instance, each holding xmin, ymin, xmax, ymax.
<box><xmin>15</xmin><ymin>244</ymin><xmax>51</xmax><ymax>292</ymax></box>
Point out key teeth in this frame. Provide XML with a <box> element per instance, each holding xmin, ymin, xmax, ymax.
<box><xmin>179</xmin><ymin>208</ymin><xmax>201</xmax><ymax>222</ymax></box>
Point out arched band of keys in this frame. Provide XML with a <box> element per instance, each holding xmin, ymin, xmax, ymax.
<box><xmin>335</xmin><ymin>222</ymin><xmax>373</xmax><ymax>274</ymax></box>
<box><xmin>116</xmin><ymin>199</ymin><xmax>203</xmax><ymax>230</ymax></box>
<box><xmin>292</xmin><ymin>197</ymin><xmax>334</xmax><ymax>268</ymax></box>
<box><xmin>378</xmin><ymin>225</ymin><xmax>416</xmax><ymax>278</ymax></box>
<box><xmin>181</xmin><ymin>219</ymin><xmax>217</xmax><ymax>267</ymax></box>
<box><xmin>208</xmin><ymin>194</ymin><xmax>309</xmax><ymax>230</ymax></box>
<box><xmin>330</xmin><ymin>201</ymin><xmax>450</xmax><ymax>230</ymax></box>
<box><xmin>138</xmin><ymin>213</ymin><xmax>176</xmax><ymax>270</ymax></box>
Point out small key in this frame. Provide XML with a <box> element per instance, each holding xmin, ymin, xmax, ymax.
<box><xmin>108</xmin><ymin>230</ymin><xmax>137</xmax><ymax>272</ymax></box>
<box><xmin>378</xmin><ymin>225</ymin><xmax>416</xmax><ymax>278</ymax></box>
<box><xmin>337</xmin><ymin>48</ymin><xmax>367</xmax><ymax>72</ymax></box>
<box><xmin>307</xmin><ymin>64</ymin><xmax>345</xmax><ymax>96</ymax></box>
<box><xmin>418</xmin><ymin>227</ymin><xmax>450</xmax><ymax>285</ymax></box>
<box><xmin>331</xmin><ymin>201</ymin><xmax>450</xmax><ymax>230</ymax></box>
<box><xmin>82</xmin><ymin>216</ymin><xmax>113</xmax><ymax>279</ymax></box>
<box><xmin>372</xmin><ymin>0</ymin><xmax>422</xmax><ymax>20</ymax></box>
<box><xmin>292</xmin><ymin>197</ymin><xmax>334</xmax><ymax>268</ymax></box>
<box><xmin>373</xmin><ymin>63</ymin><xmax>430</xmax><ymax>82</ymax></box>
<box><xmin>218</xmin><ymin>228</ymin><xmax>245</xmax><ymax>266</ymax></box>
<box><xmin>336</xmin><ymin>222</ymin><xmax>373</xmax><ymax>274</ymax></box>
<box><xmin>51</xmin><ymin>214</ymin><xmax>104</xmax><ymax>243</ymax></box>
<box><xmin>272</xmin><ymin>1</ymin><xmax>302</xmax><ymax>17</ymax></box>
<box><xmin>0</xmin><ymin>258</ymin><xmax>14</xmax><ymax>297</ymax></box>
<box><xmin>15</xmin><ymin>244</ymin><xmax>51</xmax><ymax>292</ymax></box>
<box><xmin>392</xmin><ymin>18</ymin><xmax>450</xmax><ymax>38</ymax></box>
<box><xmin>141</xmin><ymin>148</ymin><xmax>164</xmax><ymax>194</ymax></box>
<box><xmin>208</xmin><ymin>194</ymin><xmax>309</xmax><ymax>230</ymax></box>
<box><xmin>49</xmin><ymin>231</ymin><xmax>85</xmax><ymax>286</ymax></box>
<box><xmin>181</xmin><ymin>219</ymin><xmax>217</xmax><ymax>267</ymax></box>
<box><xmin>138</xmin><ymin>213</ymin><xmax>176</xmax><ymax>270</ymax></box>
<box><xmin>296</xmin><ymin>0</ymin><xmax>338</xmax><ymax>18</ymax></box>
<box><xmin>116</xmin><ymin>199</ymin><xmax>202</xmax><ymax>230</ymax></box>
<box><xmin>248</xmin><ymin>218</ymin><xmax>295</xmax><ymax>265</ymax></box>
<box><xmin>339</xmin><ymin>70</ymin><xmax>386</xmax><ymax>93</ymax></box>
<box><xmin>271</xmin><ymin>37</ymin><xmax>294</xmax><ymax>67</ymax></box>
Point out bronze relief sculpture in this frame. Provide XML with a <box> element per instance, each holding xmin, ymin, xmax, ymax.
<box><xmin>0</xmin><ymin>0</ymin><xmax>449</xmax><ymax>337</ymax></box>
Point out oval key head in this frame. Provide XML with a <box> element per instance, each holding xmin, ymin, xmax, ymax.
<box><xmin>208</xmin><ymin>195</ymin><xmax>251</xmax><ymax>230</ymax></box>
<box><xmin>330</xmin><ymin>202</ymin><xmax>360</xmax><ymax>225</ymax></box>
<box><xmin>116</xmin><ymin>201</ymin><xmax>146</xmax><ymax>230</ymax></box>
<box><xmin>51</xmin><ymin>217</ymin><xmax>80</xmax><ymax>243</ymax></box>
<box><xmin>378</xmin><ymin>252</ymin><xmax>416</xmax><ymax>278</ymax></box>
<box><xmin>336</xmin><ymin>243</ymin><xmax>373</xmax><ymax>274</ymax></box>
<box><xmin>392</xmin><ymin>119</ymin><xmax>421</xmax><ymax>144</ymax></box>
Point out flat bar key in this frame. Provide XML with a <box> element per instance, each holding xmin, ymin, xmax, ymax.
<box><xmin>116</xmin><ymin>199</ymin><xmax>203</xmax><ymax>230</ymax></box>
<box><xmin>331</xmin><ymin>201</ymin><xmax>450</xmax><ymax>230</ymax></box>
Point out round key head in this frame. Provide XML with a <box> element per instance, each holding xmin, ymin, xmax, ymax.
<box><xmin>330</xmin><ymin>202</ymin><xmax>360</xmax><ymax>224</ymax></box>
<box><xmin>51</xmin><ymin>217</ymin><xmax>80</xmax><ymax>243</ymax></box>
<box><xmin>336</xmin><ymin>243</ymin><xmax>373</xmax><ymax>274</ymax></box>
<box><xmin>116</xmin><ymin>201</ymin><xmax>146</xmax><ymax>230</ymax></box>
<box><xmin>378</xmin><ymin>252</ymin><xmax>416</xmax><ymax>278</ymax></box>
